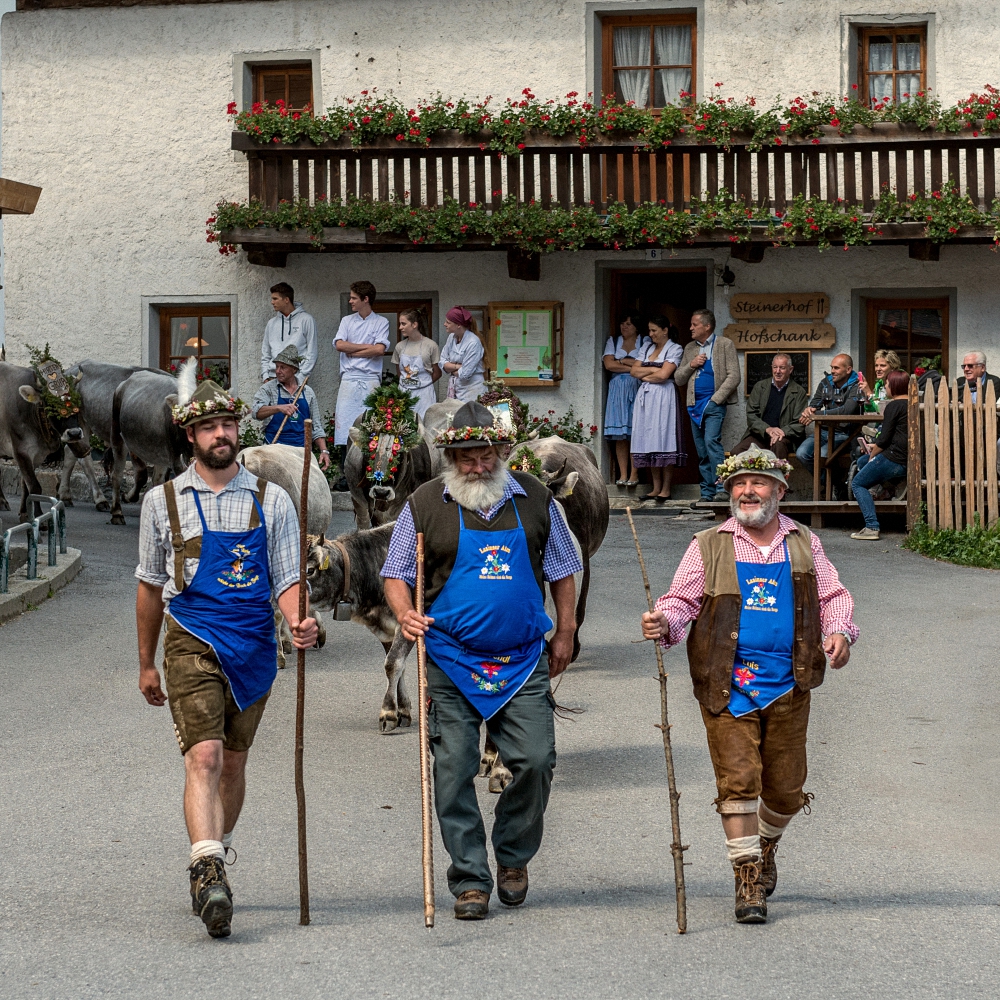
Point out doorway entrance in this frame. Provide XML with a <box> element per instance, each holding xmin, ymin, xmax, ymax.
<box><xmin>606</xmin><ymin>268</ymin><xmax>707</xmax><ymax>484</ymax></box>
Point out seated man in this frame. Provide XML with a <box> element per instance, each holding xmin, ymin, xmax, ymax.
<box><xmin>734</xmin><ymin>353</ymin><xmax>808</xmax><ymax>460</ymax></box>
<box><xmin>956</xmin><ymin>350</ymin><xmax>1000</xmax><ymax>402</ymax></box>
<box><xmin>795</xmin><ymin>353</ymin><xmax>864</xmax><ymax>474</ymax></box>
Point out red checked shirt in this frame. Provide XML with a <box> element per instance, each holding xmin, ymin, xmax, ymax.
<box><xmin>654</xmin><ymin>514</ymin><xmax>859</xmax><ymax>649</ymax></box>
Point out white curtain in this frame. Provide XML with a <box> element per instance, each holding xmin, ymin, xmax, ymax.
<box><xmin>654</xmin><ymin>25</ymin><xmax>691</xmax><ymax>105</ymax></box>
<box><xmin>613</xmin><ymin>26</ymin><xmax>650</xmax><ymax>106</ymax></box>
<box><xmin>896</xmin><ymin>36</ymin><xmax>921</xmax><ymax>101</ymax></box>
<box><xmin>867</xmin><ymin>37</ymin><xmax>894</xmax><ymax>104</ymax></box>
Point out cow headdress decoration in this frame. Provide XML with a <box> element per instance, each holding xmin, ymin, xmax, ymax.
<box><xmin>170</xmin><ymin>356</ymin><xmax>248</xmax><ymax>426</ymax></box>
<box><xmin>359</xmin><ymin>384</ymin><xmax>422</xmax><ymax>484</ymax></box>
<box><xmin>26</xmin><ymin>343</ymin><xmax>82</xmax><ymax>421</ymax></box>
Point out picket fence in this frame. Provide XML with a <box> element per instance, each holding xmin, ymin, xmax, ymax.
<box><xmin>907</xmin><ymin>376</ymin><xmax>999</xmax><ymax>531</ymax></box>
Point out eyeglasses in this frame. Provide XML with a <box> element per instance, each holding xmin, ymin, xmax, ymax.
<box><xmin>961</xmin><ymin>363</ymin><xmax>982</xmax><ymax>369</ymax></box>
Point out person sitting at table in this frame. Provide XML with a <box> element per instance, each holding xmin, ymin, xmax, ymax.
<box><xmin>850</xmin><ymin>370</ymin><xmax>910</xmax><ymax>541</ymax></box>
<box><xmin>956</xmin><ymin>350</ymin><xmax>1000</xmax><ymax>402</ymax></box>
<box><xmin>734</xmin><ymin>353</ymin><xmax>808</xmax><ymax>460</ymax></box>
<box><xmin>794</xmin><ymin>354</ymin><xmax>865</xmax><ymax>488</ymax></box>
<box><xmin>858</xmin><ymin>349</ymin><xmax>903</xmax><ymax>413</ymax></box>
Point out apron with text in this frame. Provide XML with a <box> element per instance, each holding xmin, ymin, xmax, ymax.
<box><xmin>397</xmin><ymin>347</ymin><xmax>437</xmax><ymax>416</ymax></box>
<box><xmin>168</xmin><ymin>490</ymin><xmax>278</xmax><ymax>711</ymax></box>
<box><xmin>424</xmin><ymin>502</ymin><xmax>553</xmax><ymax>719</ymax></box>
<box><xmin>264</xmin><ymin>384</ymin><xmax>310</xmax><ymax>446</ymax></box>
<box><xmin>728</xmin><ymin>541</ymin><xmax>796</xmax><ymax>717</ymax></box>
<box><xmin>688</xmin><ymin>336</ymin><xmax>716</xmax><ymax>427</ymax></box>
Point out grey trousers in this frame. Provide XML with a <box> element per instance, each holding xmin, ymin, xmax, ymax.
<box><xmin>426</xmin><ymin>652</ymin><xmax>557</xmax><ymax>897</ymax></box>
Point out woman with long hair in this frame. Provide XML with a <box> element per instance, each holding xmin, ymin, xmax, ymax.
<box><xmin>440</xmin><ymin>306</ymin><xmax>486</xmax><ymax>401</ymax></box>
<box><xmin>630</xmin><ymin>316</ymin><xmax>686</xmax><ymax>502</ymax></box>
<box><xmin>859</xmin><ymin>349</ymin><xmax>903</xmax><ymax>413</ymax></box>
<box><xmin>392</xmin><ymin>308</ymin><xmax>441</xmax><ymax>417</ymax></box>
<box><xmin>603</xmin><ymin>311</ymin><xmax>650</xmax><ymax>486</ymax></box>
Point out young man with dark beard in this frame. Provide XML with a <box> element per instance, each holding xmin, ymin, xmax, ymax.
<box><xmin>381</xmin><ymin>401</ymin><xmax>583</xmax><ymax>920</ymax></box>
<box><xmin>641</xmin><ymin>445</ymin><xmax>858</xmax><ymax>924</ymax></box>
<box><xmin>134</xmin><ymin>371</ymin><xmax>318</xmax><ymax>938</ymax></box>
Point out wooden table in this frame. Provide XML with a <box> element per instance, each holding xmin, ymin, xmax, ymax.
<box><xmin>810</xmin><ymin>413</ymin><xmax>882</xmax><ymax>500</ymax></box>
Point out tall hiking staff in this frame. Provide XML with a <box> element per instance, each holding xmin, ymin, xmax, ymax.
<box><xmin>272</xmin><ymin>374</ymin><xmax>311</xmax><ymax>445</ymax></box>
<box><xmin>625</xmin><ymin>507</ymin><xmax>688</xmax><ymax>934</ymax></box>
<box><xmin>415</xmin><ymin>532</ymin><xmax>436</xmax><ymax>928</ymax></box>
<box><xmin>295</xmin><ymin>419</ymin><xmax>313</xmax><ymax>925</ymax></box>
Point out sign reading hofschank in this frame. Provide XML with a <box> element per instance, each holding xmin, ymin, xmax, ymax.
<box><xmin>729</xmin><ymin>292</ymin><xmax>830</xmax><ymax>321</ymax></box>
<box><xmin>723</xmin><ymin>322</ymin><xmax>837</xmax><ymax>350</ymax></box>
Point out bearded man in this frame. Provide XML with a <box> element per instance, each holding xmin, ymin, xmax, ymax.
<box><xmin>381</xmin><ymin>401</ymin><xmax>582</xmax><ymax>921</ymax></box>
<box><xmin>134</xmin><ymin>371</ymin><xmax>318</xmax><ymax>938</ymax></box>
<box><xmin>641</xmin><ymin>445</ymin><xmax>858</xmax><ymax>924</ymax></box>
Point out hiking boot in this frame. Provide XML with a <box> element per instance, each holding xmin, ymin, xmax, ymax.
<box><xmin>850</xmin><ymin>527</ymin><xmax>880</xmax><ymax>540</ymax></box>
<box><xmin>188</xmin><ymin>856</ymin><xmax>233</xmax><ymax>938</ymax></box>
<box><xmin>454</xmin><ymin>889</ymin><xmax>490</xmax><ymax>920</ymax></box>
<box><xmin>759</xmin><ymin>836</ymin><xmax>780</xmax><ymax>897</ymax></box>
<box><xmin>732</xmin><ymin>856</ymin><xmax>767</xmax><ymax>924</ymax></box>
<box><xmin>497</xmin><ymin>865</ymin><xmax>528</xmax><ymax>906</ymax></box>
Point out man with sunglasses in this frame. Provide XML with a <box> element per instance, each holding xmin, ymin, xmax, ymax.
<box><xmin>956</xmin><ymin>351</ymin><xmax>1000</xmax><ymax>403</ymax></box>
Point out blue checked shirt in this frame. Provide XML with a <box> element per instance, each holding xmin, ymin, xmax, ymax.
<box><xmin>380</xmin><ymin>473</ymin><xmax>583</xmax><ymax>587</ymax></box>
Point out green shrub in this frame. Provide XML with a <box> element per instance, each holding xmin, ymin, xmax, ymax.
<box><xmin>903</xmin><ymin>516</ymin><xmax>1000</xmax><ymax>569</ymax></box>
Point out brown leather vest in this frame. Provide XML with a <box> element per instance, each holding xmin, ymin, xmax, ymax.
<box><xmin>686</xmin><ymin>524</ymin><xmax>827</xmax><ymax>715</ymax></box>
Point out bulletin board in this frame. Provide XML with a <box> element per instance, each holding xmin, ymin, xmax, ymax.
<box><xmin>743</xmin><ymin>351</ymin><xmax>811</xmax><ymax>396</ymax></box>
<box><xmin>486</xmin><ymin>301</ymin><xmax>564</xmax><ymax>387</ymax></box>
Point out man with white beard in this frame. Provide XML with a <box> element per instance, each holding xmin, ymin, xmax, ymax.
<box><xmin>382</xmin><ymin>401</ymin><xmax>582</xmax><ymax>921</ymax></box>
<box><xmin>641</xmin><ymin>445</ymin><xmax>858</xmax><ymax>925</ymax></box>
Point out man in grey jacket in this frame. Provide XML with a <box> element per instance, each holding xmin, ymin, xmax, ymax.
<box><xmin>674</xmin><ymin>309</ymin><xmax>742</xmax><ymax>501</ymax></box>
<box><xmin>734</xmin><ymin>353</ymin><xmax>809</xmax><ymax>460</ymax></box>
<box><xmin>260</xmin><ymin>282</ymin><xmax>317</xmax><ymax>382</ymax></box>
<box><xmin>794</xmin><ymin>353</ymin><xmax>864</xmax><ymax>472</ymax></box>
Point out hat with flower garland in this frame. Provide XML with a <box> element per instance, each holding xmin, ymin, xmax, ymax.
<box><xmin>170</xmin><ymin>357</ymin><xmax>248</xmax><ymax>427</ymax></box>
<box><xmin>434</xmin><ymin>400</ymin><xmax>518</xmax><ymax>450</ymax></box>
<box><xmin>717</xmin><ymin>444</ymin><xmax>793</xmax><ymax>491</ymax></box>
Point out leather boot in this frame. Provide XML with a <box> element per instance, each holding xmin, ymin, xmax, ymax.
<box><xmin>497</xmin><ymin>865</ymin><xmax>528</xmax><ymax>906</ymax></box>
<box><xmin>759</xmin><ymin>835</ymin><xmax>781</xmax><ymax>897</ymax></box>
<box><xmin>188</xmin><ymin>857</ymin><xmax>233</xmax><ymax>938</ymax></box>
<box><xmin>732</xmin><ymin>855</ymin><xmax>767</xmax><ymax>924</ymax></box>
<box><xmin>454</xmin><ymin>889</ymin><xmax>490</xmax><ymax>920</ymax></box>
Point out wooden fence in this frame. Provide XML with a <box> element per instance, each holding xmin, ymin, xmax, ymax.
<box><xmin>907</xmin><ymin>375</ymin><xmax>999</xmax><ymax>530</ymax></box>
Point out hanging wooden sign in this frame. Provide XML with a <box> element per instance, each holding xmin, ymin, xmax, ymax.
<box><xmin>723</xmin><ymin>322</ymin><xmax>837</xmax><ymax>351</ymax></box>
<box><xmin>729</xmin><ymin>293</ymin><xmax>830</xmax><ymax>322</ymax></box>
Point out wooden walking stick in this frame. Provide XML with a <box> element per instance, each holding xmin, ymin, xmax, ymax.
<box><xmin>624</xmin><ymin>506</ymin><xmax>688</xmax><ymax>934</ymax></box>
<box><xmin>295</xmin><ymin>418</ymin><xmax>313</xmax><ymax>925</ymax></box>
<box><xmin>415</xmin><ymin>532</ymin><xmax>436</xmax><ymax>928</ymax></box>
<box><xmin>272</xmin><ymin>374</ymin><xmax>311</xmax><ymax>445</ymax></box>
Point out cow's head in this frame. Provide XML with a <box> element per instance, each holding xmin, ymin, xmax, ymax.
<box><xmin>305</xmin><ymin>533</ymin><xmax>345</xmax><ymax>609</ymax></box>
<box><xmin>20</xmin><ymin>358</ymin><xmax>84</xmax><ymax>444</ymax></box>
<box><xmin>538</xmin><ymin>457</ymin><xmax>579</xmax><ymax>506</ymax></box>
<box><xmin>349</xmin><ymin>424</ymin><xmax>421</xmax><ymax>506</ymax></box>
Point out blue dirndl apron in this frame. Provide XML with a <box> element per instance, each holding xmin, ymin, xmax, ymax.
<box><xmin>264</xmin><ymin>384</ymin><xmax>310</xmax><ymax>446</ymax></box>
<box><xmin>168</xmin><ymin>489</ymin><xmax>278</xmax><ymax>711</ymax></box>
<box><xmin>729</xmin><ymin>541</ymin><xmax>797</xmax><ymax>717</ymax></box>
<box><xmin>424</xmin><ymin>501</ymin><xmax>553</xmax><ymax>720</ymax></box>
<box><xmin>687</xmin><ymin>335</ymin><xmax>716</xmax><ymax>428</ymax></box>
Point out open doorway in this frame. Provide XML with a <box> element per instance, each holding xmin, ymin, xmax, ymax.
<box><xmin>606</xmin><ymin>268</ymin><xmax>707</xmax><ymax>484</ymax></box>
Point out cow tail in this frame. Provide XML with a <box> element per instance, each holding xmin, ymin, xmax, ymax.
<box><xmin>110</xmin><ymin>383</ymin><xmax>125</xmax><ymax>460</ymax></box>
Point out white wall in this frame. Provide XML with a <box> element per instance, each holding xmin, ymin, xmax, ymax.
<box><xmin>0</xmin><ymin>0</ymin><xmax>20</xmax><ymax>351</ymax></box>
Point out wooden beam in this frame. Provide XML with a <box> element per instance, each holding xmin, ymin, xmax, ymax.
<box><xmin>507</xmin><ymin>249</ymin><xmax>540</xmax><ymax>281</ymax></box>
<box><xmin>0</xmin><ymin>178</ymin><xmax>42</xmax><ymax>215</ymax></box>
<box><xmin>729</xmin><ymin>244</ymin><xmax>765</xmax><ymax>263</ymax></box>
<box><xmin>908</xmin><ymin>241</ymin><xmax>939</xmax><ymax>261</ymax></box>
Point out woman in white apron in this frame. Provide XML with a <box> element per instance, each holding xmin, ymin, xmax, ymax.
<box><xmin>392</xmin><ymin>308</ymin><xmax>441</xmax><ymax>418</ymax></box>
<box><xmin>441</xmin><ymin>306</ymin><xmax>485</xmax><ymax>401</ymax></box>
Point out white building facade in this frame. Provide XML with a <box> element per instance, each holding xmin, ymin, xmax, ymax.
<box><xmin>3</xmin><ymin>0</ymin><xmax>999</xmax><ymax>484</ymax></box>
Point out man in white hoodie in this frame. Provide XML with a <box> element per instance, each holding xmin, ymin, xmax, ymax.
<box><xmin>260</xmin><ymin>282</ymin><xmax>317</xmax><ymax>382</ymax></box>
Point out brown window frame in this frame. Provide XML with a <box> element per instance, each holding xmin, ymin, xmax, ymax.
<box><xmin>159</xmin><ymin>305</ymin><xmax>233</xmax><ymax>387</ymax></box>
<box><xmin>865</xmin><ymin>296</ymin><xmax>949</xmax><ymax>379</ymax></box>
<box><xmin>252</xmin><ymin>61</ymin><xmax>314</xmax><ymax>112</ymax></box>
<box><xmin>858</xmin><ymin>25</ymin><xmax>927</xmax><ymax>107</ymax></box>
<box><xmin>375</xmin><ymin>298</ymin><xmax>435</xmax><ymax>346</ymax></box>
<box><xmin>601</xmin><ymin>11</ymin><xmax>697</xmax><ymax>111</ymax></box>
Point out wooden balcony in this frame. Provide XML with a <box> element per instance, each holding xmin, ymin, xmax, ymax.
<box><xmin>226</xmin><ymin>127</ymin><xmax>1000</xmax><ymax>262</ymax></box>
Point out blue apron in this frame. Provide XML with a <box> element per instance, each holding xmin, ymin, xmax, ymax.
<box><xmin>265</xmin><ymin>384</ymin><xmax>310</xmax><ymax>446</ymax></box>
<box><xmin>424</xmin><ymin>501</ymin><xmax>553</xmax><ymax>720</ymax></box>
<box><xmin>688</xmin><ymin>336</ymin><xmax>716</xmax><ymax>428</ymax></box>
<box><xmin>168</xmin><ymin>489</ymin><xmax>278</xmax><ymax>711</ymax></box>
<box><xmin>729</xmin><ymin>542</ymin><xmax>796</xmax><ymax>717</ymax></box>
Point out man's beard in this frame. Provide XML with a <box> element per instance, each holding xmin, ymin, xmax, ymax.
<box><xmin>193</xmin><ymin>435</ymin><xmax>238</xmax><ymax>470</ymax></box>
<box><xmin>730</xmin><ymin>489</ymin><xmax>781</xmax><ymax>528</ymax></box>
<box><xmin>442</xmin><ymin>457</ymin><xmax>508</xmax><ymax>512</ymax></box>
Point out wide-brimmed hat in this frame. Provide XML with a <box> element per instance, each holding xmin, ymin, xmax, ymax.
<box><xmin>434</xmin><ymin>400</ymin><xmax>518</xmax><ymax>450</ymax></box>
<box><xmin>717</xmin><ymin>444</ymin><xmax>793</xmax><ymax>491</ymax></box>
<box><xmin>171</xmin><ymin>377</ymin><xmax>248</xmax><ymax>427</ymax></box>
<box><xmin>273</xmin><ymin>345</ymin><xmax>304</xmax><ymax>370</ymax></box>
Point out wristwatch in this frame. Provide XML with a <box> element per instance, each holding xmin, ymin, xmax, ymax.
<box><xmin>832</xmin><ymin>631</ymin><xmax>854</xmax><ymax>645</ymax></box>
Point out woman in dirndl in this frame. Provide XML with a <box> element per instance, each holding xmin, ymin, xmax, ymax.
<box><xmin>603</xmin><ymin>311</ymin><xmax>650</xmax><ymax>486</ymax></box>
<box><xmin>630</xmin><ymin>316</ymin><xmax>686</xmax><ymax>503</ymax></box>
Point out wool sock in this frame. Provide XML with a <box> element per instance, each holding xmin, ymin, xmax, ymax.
<box><xmin>222</xmin><ymin>831</ymin><xmax>235</xmax><ymax>852</ymax></box>
<box><xmin>726</xmin><ymin>834</ymin><xmax>762</xmax><ymax>863</ymax></box>
<box><xmin>190</xmin><ymin>839</ymin><xmax>225</xmax><ymax>865</ymax></box>
<box><xmin>758</xmin><ymin>815</ymin><xmax>790</xmax><ymax>840</ymax></box>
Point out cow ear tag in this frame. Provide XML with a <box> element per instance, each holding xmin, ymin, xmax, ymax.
<box><xmin>319</xmin><ymin>551</ymin><xmax>330</xmax><ymax>571</ymax></box>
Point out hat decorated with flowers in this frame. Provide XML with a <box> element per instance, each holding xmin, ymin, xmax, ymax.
<box><xmin>170</xmin><ymin>357</ymin><xmax>248</xmax><ymax>426</ymax></box>
<box><xmin>717</xmin><ymin>444</ymin><xmax>793</xmax><ymax>491</ymax></box>
<box><xmin>434</xmin><ymin>400</ymin><xmax>519</xmax><ymax>450</ymax></box>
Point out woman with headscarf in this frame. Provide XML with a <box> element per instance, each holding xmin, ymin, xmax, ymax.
<box><xmin>603</xmin><ymin>310</ymin><xmax>650</xmax><ymax>486</ymax></box>
<box><xmin>440</xmin><ymin>306</ymin><xmax>486</xmax><ymax>401</ymax></box>
<box><xmin>392</xmin><ymin>307</ymin><xmax>441</xmax><ymax>418</ymax></box>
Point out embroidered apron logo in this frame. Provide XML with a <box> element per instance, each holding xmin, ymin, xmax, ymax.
<box><xmin>471</xmin><ymin>660</ymin><xmax>510</xmax><ymax>693</ymax></box>
<box><xmin>479</xmin><ymin>544</ymin><xmax>512</xmax><ymax>580</ymax></box>
<box><xmin>744</xmin><ymin>576</ymin><xmax>780</xmax><ymax>611</ymax></box>
<box><xmin>217</xmin><ymin>543</ymin><xmax>260</xmax><ymax>589</ymax></box>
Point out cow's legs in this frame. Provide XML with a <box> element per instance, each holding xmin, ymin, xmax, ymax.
<box><xmin>480</xmin><ymin>733</ymin><xmax>513</xmax><ymax>794</ymax></box>
<box><xmin>70</xmin><ymin>448</ymin><xmax>110</xmax><ymax>512</ymax></box>
<box><xmin>0</xmin><ymin>474</ymin><xmax>8</xmax><ymax>511</ymax></box>
<box><xmin>378</xmin><ymin>627</ymin><xmax>413</xmax><ymax>733</ymax></box>
<box><xmin>58</xmin><ymin>446</ymin><xmax>77</xmax><ymax>506</ymax></box>
<box><xmin>15</xmin><ymin>451</ymin><xmax>44</xmax><ymax>523</ymax></box>
<box><xmin>125</xmin><ymin>456</ymin><xmax>149</xmax><ymax>504</ymax></box>
<box><xmin>571</xmin><ymin>557</ymin><xmax>591</xmax><ymax>664</ymax></box>
<box><xmin>109</xmin><ymin>437</ymin><xmax>128</xmax><ymax>525</ymax></box>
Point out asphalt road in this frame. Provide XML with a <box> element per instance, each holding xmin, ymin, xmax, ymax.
<box><xmin>0</xmin><ymin>500</ymin><xmax>996</xmax><ymax>1000</ymax></box>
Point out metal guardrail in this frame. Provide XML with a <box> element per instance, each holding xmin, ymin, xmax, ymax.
<box><xmin>0</xmin><ymin>495</ymin><xmax>67</xmax><ymax>594</ymax></box>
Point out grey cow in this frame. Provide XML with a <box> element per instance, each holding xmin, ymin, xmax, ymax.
<box><xmin>0</xmin><ymin>360</ymin><xmax>86</xmax><ymax>521</ymax></box>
